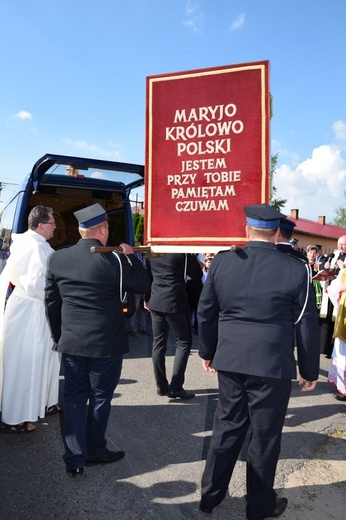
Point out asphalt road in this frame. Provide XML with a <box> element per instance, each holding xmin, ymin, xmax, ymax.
<box><xmin>0</xmin><ymin>328</ymin><xmax>345</xmax><ymax>519</ymax></box>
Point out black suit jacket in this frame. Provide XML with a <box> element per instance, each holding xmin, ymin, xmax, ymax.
<box><xmin>146</xmin><ymin>253</ymin><xmax>202</xmax><ymax>313</ymax></box>
<box><xmin>276</xmin><ymin>243</ymin><xmax>308</xmax><ymax>263</ymax></box>
<box><xmin>197</xmin><ymin>240</ymin><xmax>320</xmax><ymax>381</ymax></box>
<box><xmin>45</xmin><ymin>238</ymin><xmax>150</xmax><ymax>358</ymax></box>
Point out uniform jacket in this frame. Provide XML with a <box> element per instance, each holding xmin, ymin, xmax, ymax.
<box><xmin>45</xmin><ymin>238</ymin><xmax>150</xmax><ymax>358</ymax></box>
<box><xmin>146</xmin><ymin>253</ymin><xmax>202</xmax><ymax>314</ymax></box>
<box><xmin>276</xmin><ymin>243</ymin><xmax>308</xmax><ymax>263</ymax></box>
<box><xmin>197</xmin><ymin>241</ymin><xmax>320</xmax><ymax>381</ymax></box>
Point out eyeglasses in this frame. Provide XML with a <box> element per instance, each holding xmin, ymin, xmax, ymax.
<box><xmin>41</xmin><ymin>221</ymin><xmax>56</xmax><ymax>226</ymax></box>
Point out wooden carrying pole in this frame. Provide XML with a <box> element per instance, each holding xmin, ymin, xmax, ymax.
<box><xmin>90</xmin><ymin>245</ymin><xmax>236</xmax><ymax>255</ymax></box>
<box><xmin>90</xmin><ymin>245</ymin><xmax>151</xmax><ymax>254</ymax></box>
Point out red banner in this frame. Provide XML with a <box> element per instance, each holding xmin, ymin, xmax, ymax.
<box><xmin>145</xmin><ymin>61</ymin><xmax>271</xmax><ymax>251</ymax></box>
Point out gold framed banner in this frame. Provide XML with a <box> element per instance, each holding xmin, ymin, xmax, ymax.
<box><xmin>145</xmin><ymin>61</ymin><xmax>271</xmax><ymax>252</ymax></box>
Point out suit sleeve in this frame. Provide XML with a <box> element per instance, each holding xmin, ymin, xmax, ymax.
<box><xmin>44</xmin><ymin>258</ymin><xmax>62</xmax><ymax>344</ymax></box>
<box><xmin>294</xmin><ymin>266</ymin><xmax>320</xmax><ymax>381</ymax></box>
<box><xmin>187</xmin><ymin>254</ymin><xmax>203</xmax><ymax>281</ymax></box>
<box><xmin>197</xmin><ymin>268</ymin><xmax>220</xmax><ymax>361</ymax></box>
<box><xmin>117</xmin><ymin>253</ymin><xmax>151</xmax><ymax>295</ymax></box>
<box><xmin>144</xmin><ymin>257</ymin><xmax>152</xmax><ymax>303</ymax></box>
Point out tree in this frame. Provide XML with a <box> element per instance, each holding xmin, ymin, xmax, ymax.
<box><xmin>332</xmin><ymin>190</ymin><xmax>346</xmax><ymax>227</ymax></box>
<box><xmin>270</xmin><ymin>153</ymin><xmax>287</xmax><ymax>211</ymax></box>
<box><xmin>133</xmin><ymin>212</ymin><xmax>144</xmax><ymax>245</ymax></box>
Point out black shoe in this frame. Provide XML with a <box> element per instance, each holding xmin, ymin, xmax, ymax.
<box><xmin>86</xmin><ymin>449</ymin><xmax>125</xmax><ymax>464</ymax></box>
<box><xmin>199</xmin><ymin>501</ymin><xmax>213</xmax><ymax>514</ymax></box>
<box><xmin>168</xmin><ymin>388</ymin><xmax>195</xmax><ymax>399</ymax></box>
<box><xmin>247</xmin><ymin>497</ymin><xmax>288</xmax><ymax>520</ymax></box>
<box><xmin>157</xmin><ymin>387</ymin><xmax>169</xmax><ymax>396</ymax></box>
<box><xmin>334</xmin><ymin>393</ymin><xmax>346</xmax><ymax>401</ymax></box>
<box><xmin>269</xmin><ymin>497</ymin><xmax>288</xmax><ymax>518</ymax></box>
<box><xmin>66</xmin><ymin>467</ymin><xmax>85</xmax><ymax>478</ymax></box>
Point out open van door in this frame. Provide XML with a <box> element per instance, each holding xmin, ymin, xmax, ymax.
<box><xmin>2</xmin><ymin>153</ymin><xmax>144</xmax><ymax>245</ymax></box>
<box><xmin>31</xmin><ymin>154</ymin><xmax>144</xmax><ymax>192</ymax></box>
<box><xmin>0</xmin><ymin>154</ymin><xmax>145</xmax><ymax>315</ymax></box>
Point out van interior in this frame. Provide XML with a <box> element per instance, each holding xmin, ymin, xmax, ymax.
<box><xmin>27</xmin><ymin>184</ymin><xmax>128</xmax><ymax>250</ymax></box>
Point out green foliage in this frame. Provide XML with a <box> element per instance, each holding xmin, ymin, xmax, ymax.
<box><xmin>270</xmin><ymin>152</ymin><xmax>278</xmax><ymax>179</ymax></box>
<box><xmin>332</xmin><ymin>191</ymin><xmax>346</xmax><ymax>227</ymax></box>
<box><xmin>270</xmin><ymin>153</ymin><xmax>287</xmax><ymax>211</ymax></box>
<box><xmin>133</xmin><ymin>212</ymin><xmax>144</xmax><ymax>245</ymax></box>
<box><xmin>271</xmin><ymin>196</ymin><xmax>287</xmax><ymax>212</ymax></box>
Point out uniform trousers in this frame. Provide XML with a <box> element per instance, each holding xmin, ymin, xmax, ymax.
<box><xmin>61</xmin><ymin>353</ymin><xmax>123</xmax><ymax>469</ymax></box>
<box><xmin>151</xmin><ymin>310</ymin><xmax>191</xmax><ymax>391</ymax></box>
<box><xmin>320</xmin><ymin>299</ymin><xmax>335</xmax><ymax>358</ymax></box>
<box><xmin>201</xmin><ymin>371</ymin><xmax>291</xmax><ymax>518</ymax></box>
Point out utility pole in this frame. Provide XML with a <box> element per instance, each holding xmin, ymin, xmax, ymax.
<box><xmin>0</xmin><ymin>181</ymin><xmax>19</xmax><ymax>199</ymax></box>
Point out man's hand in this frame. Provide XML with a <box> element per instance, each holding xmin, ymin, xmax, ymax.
<box><xmin>298</xmin><ymin>377</ymin><xmax>317</xmax><ymax>392</ymax></box>
<box><xmin>120</xmin><ymin>243</ymin><xmax>134</xmax><ymax>255</ymax></box>
<box><xmin>202</xmin><ymin>359</ymin><xmax>217</xmax><ymax>373</ymax></box>
<box><xmin>336</xmin><ymin>259</ymin><xmax>345</xmax><ymax>270</ymax></box>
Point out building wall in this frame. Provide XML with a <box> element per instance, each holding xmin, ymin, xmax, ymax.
<box><xmin>290</xmin><ymin>235</ymin><xmax>335</xmax><ymax>255</ymax></box>
<box><xmin>289</xmin><ymin>209</ymin><xmax>346</xmax><ymax>255</ymax></box>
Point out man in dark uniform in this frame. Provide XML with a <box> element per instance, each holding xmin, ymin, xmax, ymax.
<box><xmin>144</xmin><ymin>253</ymin><xmax>202</xmax><ymax>399</ymax></box>
<box><xmin>289</xmin><ymin>237</ymin><xmax>299</xmax><ymax>249</ymax></box>
<box><xmin>276</xmin><ymin>217</ymin><xmax>308</xmax><ymax>263</ymax></box>
<box><xmin>315</xmin><ymin>244</ymin><xmax>324</xmax><ymax>264</ymax></box>
<box><xmin>197</xmin><ymin>203</ymin><xmax>320</xmax><ymax>520</ymax></box>
<box><xmin>45</xmin><ymin>203</ymin><xmax>150</xmax><ymax>478</ymax></box>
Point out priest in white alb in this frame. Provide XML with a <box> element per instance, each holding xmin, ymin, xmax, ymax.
<box><xmin>0</xmin><ymin>205</ymin><xmax>61</xmax><ymax>433</ymax></box>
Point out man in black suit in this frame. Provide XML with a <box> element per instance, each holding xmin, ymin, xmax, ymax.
<box><xmin>276</xmin><ymin>217</ymin><xmax>308</xmax><ymax>263</ymax></box>
<box><xmin>315</xmin><ymin>244</ymin><xmax>324</xmax><ymax>264</ymax></box>
<box><xmin>45</xmin><ymin>203</ymin><xmax>150</xmax><ymax>478</ymax></box>
<box><xmin>197</xmin><ymin>204</ymin><xmax>320</xmax><ymax>520</ymax></box>
<box><xmin>144</xmin><ymin>253</ymin><xmax>202</xmax><ymax>399</ymax></box>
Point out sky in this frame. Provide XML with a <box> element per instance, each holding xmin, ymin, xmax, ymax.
<box><xmin>1</xmin><ymin>0</ymin><xmax>346</xmax><ymax>224</ymax></box>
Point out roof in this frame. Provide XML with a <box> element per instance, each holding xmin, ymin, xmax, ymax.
<box><xmin>287</xmin><ymin>216</ymin><xmax>346</xmax><ymax>239</ymax></box>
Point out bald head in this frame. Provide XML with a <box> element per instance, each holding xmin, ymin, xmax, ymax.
<box><xmin>337</xmin><ymin>235</ymin><xmax>346</xmax><ymax>252</ymax></box>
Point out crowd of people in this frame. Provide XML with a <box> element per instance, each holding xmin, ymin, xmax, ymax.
<box><xmin>0</xmin><ymin>202</ymin><xmax>344</xmax><ymax>520</ymax></box>
<box><xmin>289</xmin><ymin>236</ymin><xmax>346</xmax><ymax>402</ymax></box>
<box><xmin>277</xmin><ymin>224</ymin><xmax>346</xmax><ymax>403</ymax></box>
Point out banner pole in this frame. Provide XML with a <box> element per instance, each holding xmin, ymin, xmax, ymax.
<box><xmin>90</xmin><ymin>245</ymin><xmax>152</xmax><ymax>254</ymax></box>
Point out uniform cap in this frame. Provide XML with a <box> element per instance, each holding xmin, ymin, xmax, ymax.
<box><xmin>74</xmin><ymin>203</ymin><xmax>108</xmax><ymax>228</ymax></box>
<box><xmin>315</xmin><ymin>244</ymin><xmax>323</xmax><ymax>249</ymax></box>
<box><xmin>279</xmin><ymin>218</ymin><xmax>296</xmax><ymax>230</ymax></box>
<box><xmin>244</xmin><ymin>203</ymin><xmax>286</xmax><ymax>229</ymax></box>
<box><xmin>289</xmin><ymin>238</ymin><xmax>298</xmax><ymax>245</ymax></box>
